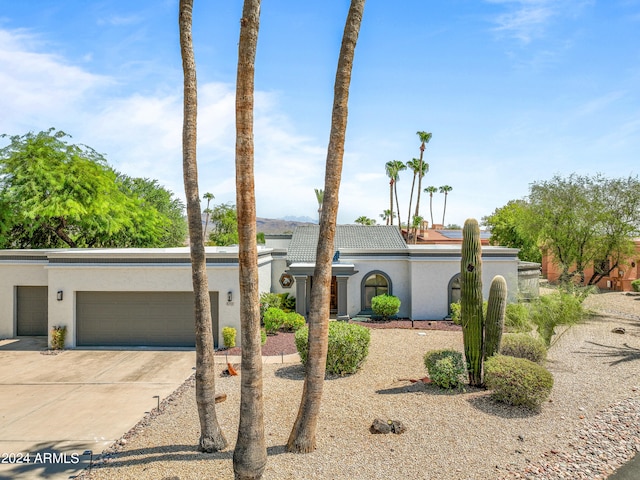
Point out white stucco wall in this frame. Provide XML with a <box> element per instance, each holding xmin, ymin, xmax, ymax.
<box><xmin>0</xmin><ymin>260</ymin><xmax>49</xmax><ymax>338</ymax></box>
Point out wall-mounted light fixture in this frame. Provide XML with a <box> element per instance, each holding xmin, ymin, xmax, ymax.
<box><xmin>56</xmin><ymin>290</ymin><xmax>63</xmax><ymax>301</ymax></box>
<box><xmin>227</xmin><ymin>291</ymin><xmax>233</xmax><ymax>302</ymax></box>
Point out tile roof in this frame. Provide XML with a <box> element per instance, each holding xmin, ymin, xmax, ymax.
<box><xmin>286</xmin><ymin>225</ymin><xmax>407</xmax><ymax>263</ymax></box>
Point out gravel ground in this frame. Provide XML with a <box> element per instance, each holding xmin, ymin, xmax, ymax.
<box><xmin>80</xmin><ymin>291</ymin><xmax>639</xmax><ymax>480</ymax></box>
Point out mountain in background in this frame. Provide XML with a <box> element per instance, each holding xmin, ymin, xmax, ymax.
<box><xmin>256</xmin><ymin>217</ymin><xmax>316</xmax><ymax>234</ymax></box>
<box><xmin>281</xmin><ymin>215</ymin><xmax>317</xmax><ymax>224</ymax></box>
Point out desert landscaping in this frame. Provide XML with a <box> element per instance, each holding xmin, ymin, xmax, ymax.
<box><xmin>78</xmin><ymin>291</ymin><xmax>640</xmax><ymax>480</ymax></box>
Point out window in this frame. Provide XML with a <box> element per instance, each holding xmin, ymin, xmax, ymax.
<box><xmin>361</xmin><ymin>271</ymin><xmax>391</xmax><ymax>310</ymax></box>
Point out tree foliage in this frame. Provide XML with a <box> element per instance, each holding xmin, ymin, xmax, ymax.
<box><xmin>482</xmin><ymin>200</ymin><xmax>541</xmax><ymax>263</ymax></box>
<box><xmin>207</xmin><ymin>202</ymin><xmax>239</xmax><ymax>246</ymax></box>
<box><xmin>0</xmin><ymin>129</ymin><xmax>186</xmax><ymax>248</ymax></box>
<box><xmin>527</xmin><ymin>174</ymin><xmax>640</xmax><ymax>284</ymax></box>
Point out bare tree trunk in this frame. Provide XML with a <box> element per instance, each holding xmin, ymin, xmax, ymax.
<box><xmin>178</xmin><ymin>0</ymin><xmax>227</xmax><ymax>453</ymax></box>
<box><xmin>287</xmin><ymin>0</ymin><xmax>366</xmax><ymax>454</ymax></box>
<box><xmin>233</xmin><ymin>1</ymin><xmax>267</xmax><ymax>478</ymax></box>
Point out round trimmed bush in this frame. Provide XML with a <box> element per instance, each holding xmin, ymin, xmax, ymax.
<box><xmin>295</xmin><ymin>322</ymin><xmax>370</xmax><ymax>376</ymax></box>
<box><xmin>371</xmin><ymin>294</ymin><xmax>401</xmax><ymax>320</ymax></box>
<box><xmin>282</xmin><ymin>312</ymin><xmax>305</xmax><ymax>332</ymax></box>
<box><xmin>484</xmin><ymin>355</ymin><xmax>554</xmax><ymax>410</ymax></box>
<box><xmin>222</xmin><ymin>326</ymin><xmax>237</xmax><ymax>348</ymax></box>
<box><xmin>424</xmin><ymin>349</ymin><xmax>465</xmax><ymax>390</ymax></box>
<box><xmin>500</xmin><ymin>333</ymin><xmax>547</xmax><ymax>364</ymax></box>
<box><xmin>264</xmin><ymin>307</ymin><xmax>286</xmax><ymax>334</ymax></box>
<box><xmin>632</xmin><ymin>279</ymin><xmax>640</xmax><ymax>293</ymax></box>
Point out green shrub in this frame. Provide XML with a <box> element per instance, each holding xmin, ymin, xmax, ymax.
<box><xmin>282</xmin><ymin>312</ymin><xmax>305</xmax><ymax>332</ymax></box>
<box><xmin>505</xmin><ymin>302</ymin><xmax>532</xmax><ymax>333</ymax></box>
<box><xmin>222</xmin><ymin>326</ymin><xmax>237</xmax><ymax>348</ymax></box>
<box><xmin>371</xmin><ymin>294</ymin><xmax>401</xmax><ymax>320</ymax></box>
<box><xmin>449</xmin><ymin>302</ymin><xmax>461</xmax><ymax>325</ymax></box>
<box><xmin>295</xmin><ymin>322</ymin><xmax>371</xmax><ymax>376</ymax></box>
<box><xmin>50</xmin><ymin>325</ymin><xmax>67</xmax><ymax>350</ymax></box>
<box><xmin>424</xmin><ymin>349</ymin><xmax>465</xmax><ymax>389</ymax></box>
<box><xmin>261</xmin><ymin>328</ymin><xmax>267</xmax><ymax>346</ymax></box>
<box><xmin>500</xmin><ymin>333</ymin><xmax>547</xmax><ymax>364</ymax></box>
<box><xmin>263</xmin><ymin>307</ymin><xmax>286</xmax><ymax>334</ymax></box>
<box><xmin>529</xmin><ymin>290</ymin><xmax>588</xmax><ymax>346</ymax></box>
<box><xmin>278</xmin><ymin>293</ymin><xmax>296</xmax><ymax>312</ymax></box>
<box><xmin>484</xmin><ymin>355</ymin><xmax>554</xmax><ymax>410</ymax></box>
<box><xmin>632</xmin><ymin>279</ymin><xmax>640</xmax><ymax>293</ymax></box>
<box><xmin>259</xmin><ymin>292</ymin><xmax>282</xmax><ymax>320</ymax></box>
<box><xmin>450</xmin><ymin>300</ymin><xmax>488</xmax><ymax>325</ymax></box>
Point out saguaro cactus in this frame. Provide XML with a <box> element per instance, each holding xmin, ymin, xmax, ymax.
<box><xmin>485</xmin><ymin>275</ymin><xmax>507</xmax><ymax>359</ymax></box>
<box><xmin>460</xmin><ymin>218</ymin><xmax>484</xmax><ymax>387</ymax></box>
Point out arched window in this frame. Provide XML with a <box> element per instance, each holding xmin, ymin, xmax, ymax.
<box><xmin>361</xmin><ymin>271</ymin><xmax>391</xmax><ymax>310</ymax></box>
<box><xmin>448</xmin><ymin>273</ymin><xmax>461</xmax><ymax>315</ymax></box>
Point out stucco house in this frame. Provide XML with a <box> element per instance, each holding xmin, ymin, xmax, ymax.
<box><xmin>0</xmin><ymin>225</ymin><xmax>519</xmax><ymax>349</ymax></box>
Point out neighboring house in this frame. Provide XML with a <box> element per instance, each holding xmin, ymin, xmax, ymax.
<box><xmin>541</xmin><ymin>239</ymin><xmax>640</xmax><ymax>291</ymax></box>
<box><xmin>0</xmin><ymin>225</ymin><xmax>519</xmax><ymax>349</ymax></box>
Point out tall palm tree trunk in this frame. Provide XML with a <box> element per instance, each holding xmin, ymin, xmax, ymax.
<box><xmin>388</xmin><ymin>180</ymin><xmax>394</xmax><ymax>225</ymax></box>
<box><xmin>394</xmin><ymin>182</ymin><xmax>402</xmax><ymax>232</ymax></box>
<box><xmin>178</xmin><ymin>0</ymin><xmax>227</xmax><ymax>453</ymax></box>
<box><xmin>442</xmin><ymin>193</ymin><xmax>448</xmax><ymax>225</ymax></box>
<box><xmin>287</xmin><ymin>0</ymin><xmax>366</xmax><ymax>453</ymax></box>
<box><xmin>233</xmin><ymin>1</ymin><xmax>267</xmax><ymax>478</ymax></box>
<box><xmin>406</xmin><ymin>172</ymin><xmax>417</xmax><ymax>241</ymax></box>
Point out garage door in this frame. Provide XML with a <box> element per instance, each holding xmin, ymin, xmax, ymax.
<box><xmin>17</xmin><ymin>286</ymin><xmax>48</xmax><ymax>336</ymax></box>
<box><xmin>76</xmin><ymin>291</ymin><xmax>219</xmax><ymax>347</ymax></box>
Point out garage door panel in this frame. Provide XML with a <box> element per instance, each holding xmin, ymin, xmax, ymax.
<box><xmin>17</xmin><ymin>286</ymin><xmax>48</xmax><ymax>336</ymax></box>
<box><xmin>76</xmin><ymin>292</ymin><xmax>218</xmax><ymax>347</ymax></box>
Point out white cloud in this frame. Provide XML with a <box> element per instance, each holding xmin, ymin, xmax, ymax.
<box><xmin>485</xmin><ymin>0</ymin><xmax>593</xmax><ymax>44</ymax></box>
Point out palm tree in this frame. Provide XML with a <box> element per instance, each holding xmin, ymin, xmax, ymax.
<box><xmin>233</xmin><ymin>1</ymin><xmax>267</xmax><ymax>478</ymax></box>
<box><xmin>202</xmin><ymin>192</ymin><xmax>214</xmax><ymax>240</ymax></box>
<box><xmin>413</xmin><ymin>131</ymin><xmax>432</xmax><ymax>232</ymax></box>
<box><xmin>425</xmin><ymin>185</ymin><xmax>438</xmax><ymax>228</ymax></box>
<box><xmin>178</xmin><ymin>0</ymin><xmax>227</xmax><ymax>453</ymax></box>
<box><xmin>385</xmin><ymin>160</ymin><xmax>406</xmax><ymax>231</ymax></box>
<box><xmin>411</xmin><ymin>215</ymin><xmax>423</xmax><ymax>244</ymax></box>
<box><xmin>287</xmin><ymin>0</ymin><xmax>366</xmax><ymax>454</ymax></box>
<box><xmin>379</xmin><ymin>209</ymin><xmax>394</xmax><ymax>225</ymax></box>
<box><xmin>314</xmin><ymin>188</ymin><xmax>324</xmax><ymax>223</ymax></box>
<box><xmin>439</xmin><ymin>185</ymin><xmax>453</xmax><ymax>226</ymax></box>
<box><xmin>406</xmin><ymin>157</ymin><xmax>428</xmax><ymax>241</ymax></box>
<box><xmin>354</xmin><ymin>216</ymin><xmax>376</xmax><ymax>225</ymax></box>
<box><xmin>384</xmin><ymin>162</ymin><xmax>396</xmax><ymax>225</ymax></box>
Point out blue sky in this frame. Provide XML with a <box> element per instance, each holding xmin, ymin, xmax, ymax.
<box><xmin>1</xmin><ymin>1</ymin><xmax>638</xmax><ymax>227</ymax></box>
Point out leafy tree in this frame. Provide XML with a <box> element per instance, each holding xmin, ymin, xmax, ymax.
<box><xmin>439</xmin><ymin>185</ymin><xmax>452</xmax><ymax>226</ymax></box>
<box><xmin>424</xmin><ymin>185</ymin><xmax>438</xmax><ymax>228</ymax></box>
<box><xmin>525</xmin><ymin>174</ymin><xmax>640</xmax><ymax>284</ymax></box>
<box><xmin>288</xmin><ymin>0</ymin><xmax>366</xmax><ymax>454</ymax></box>
<box><xmin>114</xmin><ymin>175</ymin><xmax>187</xmax><ymax>247</ymax></box>
<box><xmin>0</xmin><ymin>128</ymin><xmax>185</xmax><ymax>248</ymax></box>
<box><xmin>354</xmin><ymin>216</ymin><xmax>376</xmax><ymax>225</ymax></box>
<box><xmin>178</xmin><ymin>0</ymin><xmax>227</xmax><ymax>454</ymax></box>
<box><xmin>233</xmin><ymin>0</ymin><xmax>267</xmax><ymax>477</ymax></box>
<box><xmin>207</xmin><ymin>203</ymin><xmax>239</xmax><ymax>246</ymax></box>
<box><xmin>482</xmin><ymin>200</ymin><xmax>541</xmax><ymax>263</ymax></box>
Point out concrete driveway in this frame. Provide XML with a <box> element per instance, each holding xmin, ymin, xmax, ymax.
<box><xmin>0</xmin><ymin>337</ymin><xmax>196</xmax><ymax>480</ymax></box>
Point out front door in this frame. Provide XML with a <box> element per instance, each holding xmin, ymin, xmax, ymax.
<box><xmin>330</xmin><ymin>276</ymin><xmax>338</xmax><ymax>314</ymax></box>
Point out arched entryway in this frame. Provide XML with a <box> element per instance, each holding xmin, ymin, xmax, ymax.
<box><xmin>448</xmin><ymin>273</ymin><xmax>461</xmax><ymax>315</ymax></box>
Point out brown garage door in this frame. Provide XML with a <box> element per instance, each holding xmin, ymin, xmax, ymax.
<box><xmin>17</xmin><ymin>286</ymin><xmax>48</xmax><ymax>336</ymax></box>
<box><xmin>76</xmin><ymin>291</ymin><xmax>219</xmax><ymax>347</ymax></box>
